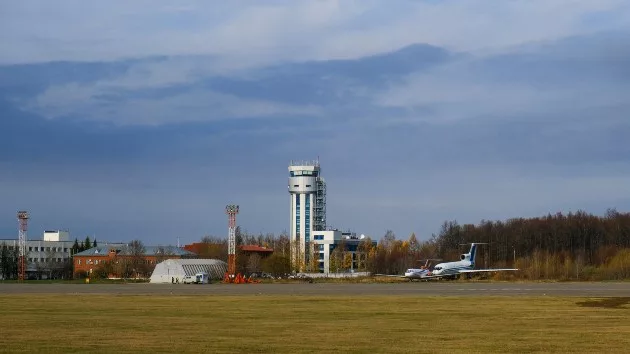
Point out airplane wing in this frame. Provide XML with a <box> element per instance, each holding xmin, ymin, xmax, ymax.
<box><xmin>458</xmin><ymin>268</ymin><xmax>519</xmax><ymax>273</ymax></box>
<box><xmin>374</xmin><ymin>274</ymin><xmax>407</xmax><ymax>278</ymax></box>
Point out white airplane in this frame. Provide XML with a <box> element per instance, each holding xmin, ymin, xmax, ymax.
<box><xmin>402</xmin><ymin>259</ymin><xmax>442</xmax><ymax>280</ymax></box>
<box><xmin>391</xmin><ymin>243</ymin><xmax>518</xmax><ymax>281</ymax></box>
<box><xmin>424</xmin><ymin>243</ymin><xmax>518</xmax><ymax>280</ymax></box>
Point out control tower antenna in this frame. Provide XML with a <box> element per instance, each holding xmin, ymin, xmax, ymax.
<box><xmin>17</xmin><ymin>211</ymin><xmax>29</xmax><ymax>282</ymax></box>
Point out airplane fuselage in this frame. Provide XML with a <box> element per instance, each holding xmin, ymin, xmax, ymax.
<box><xmin>404</xmin><ymin>268</ymin><xmax>431</xmax><ymax>279</ymax></box>
<box><xmin>430</xmin><ymin>260</ymin><xmax>473</xmax><ymax>277</ymax></box>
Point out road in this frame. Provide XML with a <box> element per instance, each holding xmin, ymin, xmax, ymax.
<box><xmin>1</xmin><ymin>282</ymin><xmax>629</xmax><ymax>296</ymax></box>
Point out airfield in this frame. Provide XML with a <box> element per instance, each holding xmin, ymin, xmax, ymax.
<box><xmin>1</xmin><ymin>282</ymin><xmax>629</xmax><ymax>353</ymax></box>
<box><xmin>1</xmin><ymin>281</ymin><xmax>629</xmax><ymax>296</ymax></box>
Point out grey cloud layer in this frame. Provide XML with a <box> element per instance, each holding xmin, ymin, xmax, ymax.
<box><xmin>1</xmin><ymin>1</ymin><xmax>628</xmax><ymax>65</ymax></box>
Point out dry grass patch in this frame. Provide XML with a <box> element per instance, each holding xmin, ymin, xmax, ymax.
<box><xmin>0</xmin><ymin>295</ymin><xmax>629</xmax><ymax>353</ymax></box>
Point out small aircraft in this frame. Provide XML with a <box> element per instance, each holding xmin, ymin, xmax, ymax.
<box><xmin>403</xmin><ymin>259</ymin><xmax>443</xmax><ymax>280</ymax></box>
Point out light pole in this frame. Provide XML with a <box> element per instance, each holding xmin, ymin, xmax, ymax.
<box><xmin>513</xmin><ymin>245</ymin><xmax>516</xmax><ymax>266</ymax></box>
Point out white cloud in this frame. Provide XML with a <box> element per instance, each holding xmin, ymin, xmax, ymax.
<box><xmin>374</xmin><ymin>38</ymin><xmax>630</xmax><ymax>124</ymax></box>
<box><xmin>1</xmin><ymin>0</ymin><xmax>628</xmax><ymax>65</ymax></box>
<box><xmin>27</xmin><ymin>83</ymin><xmax>321</xmax><ymax>126</ymax></box>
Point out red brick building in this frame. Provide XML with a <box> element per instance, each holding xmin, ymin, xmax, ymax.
<box><xmin>73</xmin><ymin>245</ymin><xmax>196</xmax><ymax>278</ymax></box>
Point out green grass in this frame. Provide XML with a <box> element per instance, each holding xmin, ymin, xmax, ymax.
<box><xmin>0</xmin><ymin>295</ymin><xmax>629</xmax><ymax>353</ymax></box>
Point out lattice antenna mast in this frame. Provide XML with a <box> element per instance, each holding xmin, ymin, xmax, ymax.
<box><xmin>225</xmin><ymin>205</ymin><xmax>239</xmax><ymax>275</ymax></box>
<box><xmin>17</xmin><ymin>211</ymin><xmax>29</xmax><ymax>281</ymax></box>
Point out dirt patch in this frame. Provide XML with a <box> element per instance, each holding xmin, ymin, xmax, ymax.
<box><xmin>576</xmin><ymin>297</ymin><xmax>630</xmax><ymax>309</ymax></box>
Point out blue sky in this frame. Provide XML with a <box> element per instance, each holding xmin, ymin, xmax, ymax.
<box><xmin>1</xmin><ymin>1</ymin><xmax>630</xmax><ymax>245</ymax></box>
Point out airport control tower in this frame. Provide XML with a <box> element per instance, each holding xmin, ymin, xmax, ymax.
<box><xmin>288</xmin><ymin>159</ymin><xmax>326</xmax><ymax>270</ymax></box>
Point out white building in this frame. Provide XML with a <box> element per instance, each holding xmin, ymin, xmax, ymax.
<box><xmin>0</xmin><ymin>237</ymin><xmax>75</xmax><ymax>276</ymax></box>
<box><xmin>311</xmin><ymin>230</ymin><xmax>377</xmax><ymax>274</ymax></box>
<box><xmin>149</xmin><ymin>259</ymin><xmax>227</xmax><ymax>283</ymax></box>
<box><xmin>0</xmin><ymin>230</ymin><xmax>123</xmax><ymax>279</ymax></box>
<box><xmin>288</xmin><ymin>160</ymin><xmax>326</xmax><ymax>270</ymax></box>
<box><xmin>43</xmin><ymin>230</ymin><xmax>70</xmax><ymax>242</ymax></box>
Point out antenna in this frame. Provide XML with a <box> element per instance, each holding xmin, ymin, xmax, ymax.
<box><xmin>17</xmin><ymin>211</ymin><xmax>29</xmax><ymax>282</ymax></box>
<box><xmin>225</xmin><ymin>205</ymin><xmax>239</xmax><ymax>276</ymax></box>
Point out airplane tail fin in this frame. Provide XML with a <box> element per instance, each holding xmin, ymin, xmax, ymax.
<box><xmin>469</xmin><ymin>243</ymin><xmax>478</xmax><ymax>266</ymax></box>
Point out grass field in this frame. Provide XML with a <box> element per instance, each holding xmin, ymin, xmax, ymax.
<box><xmin>0</xmin><ymin>295</ymin><xmax>629</xmax><ymax>353</ymax></box>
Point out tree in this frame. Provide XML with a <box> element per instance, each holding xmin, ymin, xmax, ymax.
<box><xmin>154</xmin><ymin>246</ymin><xmax>175</xmax><ymax>264</ymax></box>
<box><xmin>261</xmin><ymin>253</ymin><xmax>291</xmax><ymax>278</ymax></box>
<box><xmin>308</xmin><ymin>243</ymin><xmax>320</xmax><ymax>272</ymax></box>
<box><xmin>72</xmin><ymin>238</ymin><xmax>81</xmax><ymax>254</ymax></box>
<box><xmin>84</xmin><ymin>236</ymin><xmax>92</xmax><ymax>251</ymax></box>
<box><xmin>247</xmin><ymin>253</ymin><xmax>262</xmax><ymax>275</ymax></box>
<box><xmin>93</xmin><ymin>239</ymin><xmax>97</xmax><ymax>248</ymax></box>
<box><xmin>342</xmin><ymin>252</ymin><xmax>352</xmax><ymax>271</ymax></box>
<box><xmin>329</xmin><ymin>247</ymin><xmax>342</xmax><ymax>273</ymax></box>
<box><xmin>290</xmin><ymin>239</ymin><xmax>304</xmax><ymax>272</ymax></box>
<box><xmin>128</xmin><ymin>240</ymin><xmax>147</xmax><ymax>278</ymax></box>
<box><xmin>0</xmin><ymin>244</ymin><xmax>17</xmax><ymax>280</ymax></box>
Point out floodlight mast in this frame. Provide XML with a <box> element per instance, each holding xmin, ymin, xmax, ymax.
<box><xmin>17</xmin><ymin>211</ymin><xmax>29</xmax><ymax>282</ymax></box>
<box><xmin>225</xmin><ymin>205</ymin><xmax>239</xmax><ymax>276</ymax></box>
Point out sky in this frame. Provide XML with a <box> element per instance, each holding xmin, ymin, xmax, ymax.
<box><xmin>1</xmin><ymin>0</ymin><xmax>630</xmax><ymax>245</ymax></box>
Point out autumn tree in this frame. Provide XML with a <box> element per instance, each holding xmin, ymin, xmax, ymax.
<box><xmin>247</xmin><ymin>253</ymin><xmax>262</xmax><ymax>275</ymax></box>
<box><xmin>307</xmin><ymin>242</ymin><xmax>320</xmax><ymax>272</ymax></box>
<box><xmin>261</xmin><ymin>253</ymin><xmax>291</xmax><ymax>277</ymax></box>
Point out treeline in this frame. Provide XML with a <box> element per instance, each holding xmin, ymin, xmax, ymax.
<box><xmin>199</xmin><ymin>209</ymin><xmax>630</xmax><ymax>280</ymax></box>
<box><xmin>194</xmin><ymin>232</ymin><xmax>292</xmax><ymax>277</ymax></box>
<box><xmin>71</xmin><ymin>236</ymin><xmax>97</xmax><ymax>254</ymax></box>
<box><xmin>429</xmin><ymin>208</ymin><xmax>630</xmax><ymax>280</ymax></box>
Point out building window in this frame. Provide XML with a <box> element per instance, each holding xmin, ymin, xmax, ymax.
<box><xmin>314</xmin><ymin>235</ymin><xmax>324</xmax><ymax>240</ymax></box>
<box><xmin>305</xmin><ymin>195</ymin><xmax>310</xmax><ymax>244</ymax></box>
<box><xmin>318</xmin><ymin>244</ymin><xmax>324</xmax><ymax>251</ymax></box>
<box><xmin>296</xmin><ymin>194</ymin><xmax>301</xmax><ymax>235</ymax></box>
<box><xmin>29</xmin><ymin>247</ymin><xmax>33</xmax><ymax>252</ymax></box>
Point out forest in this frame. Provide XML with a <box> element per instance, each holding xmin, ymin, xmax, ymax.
<box><xmin>196</xmin><ymin>208</ymin><xmax>630</xmax><ymax>280</ymax></box>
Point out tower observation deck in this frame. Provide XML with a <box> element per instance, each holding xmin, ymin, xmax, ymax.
<box><xmin>288</xmin><ymin>160</ymin><xmax>326</xmax><ymax>270</ymax></box>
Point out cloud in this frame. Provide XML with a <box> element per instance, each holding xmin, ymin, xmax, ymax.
<box><xmin>375</xmin><ymin>31</ymin><xmax>630</xmax><ymax>124</ymax></box>
<box><xmin>1</xmin><ymin>1</ymin><xmax>629</xmax><ymax>65</ymax></box>
<box><xmin>23</xmin><ymin>66</ymin><xmax>322</xmax><ymax>125</ymax></box>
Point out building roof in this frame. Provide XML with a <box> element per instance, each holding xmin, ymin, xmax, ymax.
<box><xmin>73</xmin><ymin>245</ymin><xmax>195</xmax><ymax>257</ymax></box>
<box><xmin>150</xmin><ymin>258</ymin><xmax>228</xmax><ymax>281</ymax></box>
<box><xmin>239</xmin><ymin>245</ymin><xmax>274</xmax><ymax>253</ymax></box>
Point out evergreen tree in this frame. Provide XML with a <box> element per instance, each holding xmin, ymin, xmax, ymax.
<box><xmin>93</xmin><ymin>239</ymin><xmax>97</xmax><ymax>248</ymax></box>
<box><xmin>72</xmin><ymin>238</ymin><xmax>80</xmax><ymax>254</ymax></box>
<box><xmin>84</xmin><ymin>236</ymin><xmax>91</xmax><ymax>251</ymax></box>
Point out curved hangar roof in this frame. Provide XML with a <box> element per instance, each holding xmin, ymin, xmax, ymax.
<box><xmin>150</xmin><ymin>258</ymin><xmax>227</xmax><ymax>283</ymax></box>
